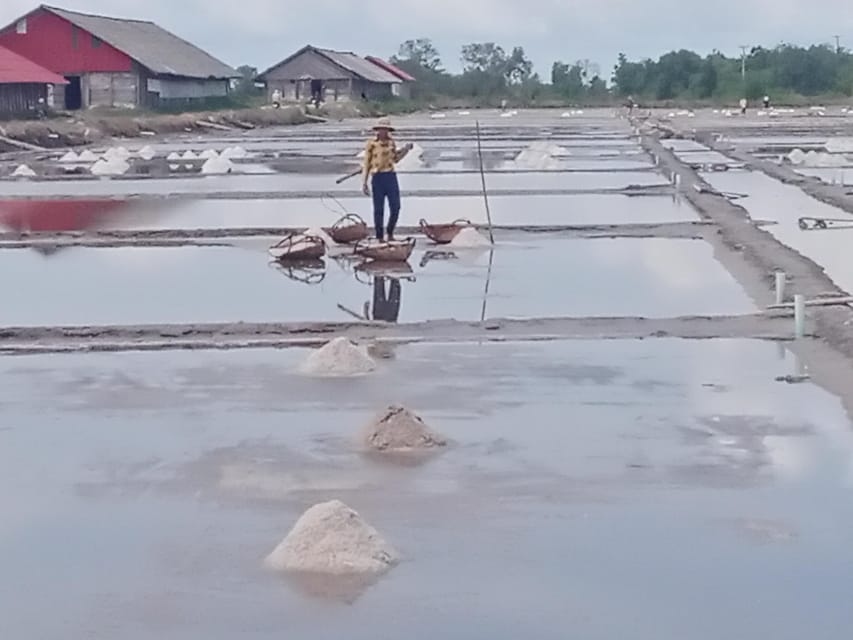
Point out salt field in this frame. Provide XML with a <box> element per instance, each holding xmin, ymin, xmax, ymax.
<box><xmin>3</xmin><ymin>108</ymin><xmax>853</xmax><ymax>639</ymax></box>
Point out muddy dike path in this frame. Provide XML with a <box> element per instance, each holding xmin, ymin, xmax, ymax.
<box><xmin>0</xmin><ymin>103</ymin><xmax>365</xmax><ymax>151</ymax></box>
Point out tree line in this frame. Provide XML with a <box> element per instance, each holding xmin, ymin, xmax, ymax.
<box><xmin>389</xmin><ymin>38</ymin><xmax>853</xmax><ymax>104</ymax></box>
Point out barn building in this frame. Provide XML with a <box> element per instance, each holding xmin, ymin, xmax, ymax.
<box><xmin>0</xmin><ymin>43</ymin><xmax>67</xmax><ymax>117</ymax></box>
<box><xmin>0</xmin><ymin>5</ymin><xmax>238</xmax><ymax>110</ymax></box>
<box><xmin>258</xmin><ymin>45</ymin><xmax>415</xmax><ymax>103</ymax></box>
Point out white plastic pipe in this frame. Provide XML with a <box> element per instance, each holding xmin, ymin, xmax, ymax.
<box><xmin>775</xmin><ymin>271</ymin><xmax>787</xmax><ymax>305</ymax></box>
<box><xmin>794</xmin><ymin>294</ymin><xmax>806</xmax><ymax>338</ymax></box>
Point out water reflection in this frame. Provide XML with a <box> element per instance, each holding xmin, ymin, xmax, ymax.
<box><xmin>0</xmin><ymin>198</ymin><xmax>132</xmax><ymax>232</ymax></box>
<box><xmin>268</xmin><ymin>258</ymin><xmax>327</xmax><ymax>285</ymax></box>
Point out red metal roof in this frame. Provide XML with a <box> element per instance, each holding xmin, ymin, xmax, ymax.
<box><xmin>0</xmin><ymin>44</ymin><xmax>67</xmax><ymax>84</ymax></box>
<box><xmin>365</xmin><ymin>56</ymin><xmax>416</xmax><ymax>82</ymax></box>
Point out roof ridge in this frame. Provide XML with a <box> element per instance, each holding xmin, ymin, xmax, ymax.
<box><xmin>41</xmin><ymin>4</ymin><xmax>155</xmax><ymax>25</ymax></box>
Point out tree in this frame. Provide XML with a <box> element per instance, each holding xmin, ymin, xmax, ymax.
<box><xmin>234</xmin><ymin>65</ymin><xmax>259</xmax><ymax>95</ymax></box>
<box><xmin>612</xmin><ymin>52</ymin><xmax>647</xmax><ymax>96</ymax></box>
<box><xmin>394</xmin><ymin>38</ymin><xmax>443</xmax><ymax>72</ymax></box>
<box><xmin>552</xmin><ymin>61</ymin><xmax>585</xmax><ymax>98</ymax></box>
<box><xmin>587</xmin><ymin>75</ymin><xmax>609</xmax><ymax>99</ymax></box>
<box><xmin>461</xmin><ymin>42</ymin><xmax>508</xmax><ymax>74</ymax></box>
<box><xmin>505</xmin><ymin>46</ymin><xmax>533</xmax><ymax>84</ymax></box>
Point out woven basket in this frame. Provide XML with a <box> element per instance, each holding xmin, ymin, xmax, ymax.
<box><xmin>354</xmin><ymin>237</ymin><xmax>416</xmax><ymax>262</ymax></box>
<box><xmin>268</xmin><ymin>232</ymin><xmax>326</xmax><ymax>261</ymax></box>
<box><xmin>324</xmin><ymin>214</ymin><xmax>369</xmax><ymax>244</ymax></box>
<box><xmin>419</xmin><ymin>218</ymin><xmax>472</xmax><ymax>244</ymax></box>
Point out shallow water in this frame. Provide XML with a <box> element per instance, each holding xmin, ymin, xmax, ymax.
<box><xmin>0</xmin><ymin>237</ymin><xmax>753</xmax><ymax>327</ymax></box>
<box><xmin>0</xmin><ymin>339</ymin><xmax>851</xmax><ymax>639</ymax></box>
<box><xmin>702</xmin><ymin>170</ymin><xmax>853</xmax><ymax>294</ymax></box>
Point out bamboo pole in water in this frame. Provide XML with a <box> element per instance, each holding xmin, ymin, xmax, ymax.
<box><xmin>475</xmin><ymin>120</ymin><xmax>495</xmax><ymax>244</ymax></box>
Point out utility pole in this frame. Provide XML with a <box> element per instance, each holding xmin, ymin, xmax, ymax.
<box><xmin>739</xmin><ymin>45</ymin><xmax>749</xmax><ymax>83</ymax></box>
<box><xmin>835</xmin><ymin>35</ymin><xmax>842</xmax><ymax>54</ymax></box>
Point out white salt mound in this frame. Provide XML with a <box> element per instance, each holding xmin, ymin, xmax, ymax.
<box><xmin>167</xmin><ymin>152</ymin><xmax>181</xmax><ymax>161</ymax></box>
<box><xmin>200</xmin><ymin>149</ymin><xmax>219</xmax><ymax>159</ymax></box>
<box><xmin>265</xmin><ymin>500</ymin><xmax>399</xmax><ymax>575</ymax></box>
<box><xmin>169</xmin><ymin>163</ymin><xmax>180</xmax><ymax>171</ymax></box>
<box><xmin>299</xmin><ymin>337</ymin><xmax>376</xmax><ymax>377</ymax></box>
<box><xmin>90</xmin><ymin>158</ymin><xmax>129</xmax><ymax>176</ymax></box>
<box><xmin>181</xmin><ymin>150</ymin><xmax>198</xmax><ymax>160</ymax></box>
<box><xmin>201</xmin><ymin>156</ymin><xmax>235</xmax><ymax>175</ymax></box>
<box><xmin>222</xmin><ymin>146</ymin><xmax>248</xmax><ymax>159</ymax></box>
<box><xmin>451</xmin><ymin>227</ymin><xmax>491</xmax><ymax>248</ymax></box>
<box><xmin>78</xmin><ymin>150</ymin><xmax>99</xmax><ymax>162</ymax></box>
<box><xmin>305</xmin><ymin>226</ymin><xmax>335</xmax><ymax>246</ymax></box>
<box><xmin>104</xmin><ymin>146</ymin><xmax>130</xmax><ymax>161</ymax></box>
<box><xmin>12</xmin><ymin>164</ymin><xmax>37</xmax><ymax>177</ymax></box>
<box><xmin>362</xmin><ymin>405</ymin><xmax>448</xmax><ymax>453</ymax></box>
<box><xmin>59</xmin><ymin>151</ymin><xmax>79</xmax><ymax>163</ymax></box>
<box><xmin>787</xmin><ymin>148</ymin><xmax>806</xmax><ymax>165</ymax></box>
<box><xmin>137</xmin><ymin>145</ymin><xmax>156</xmax><ymax>160</ymax></box>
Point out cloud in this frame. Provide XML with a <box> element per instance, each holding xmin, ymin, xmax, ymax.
<box><xmin>2</xmin><ymin>0</ymin><xmax>853</xmax><ymax>74</ymax></box>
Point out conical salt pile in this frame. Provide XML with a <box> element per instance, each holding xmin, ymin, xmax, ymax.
<box><xmin>265</xmin><ymin>500</ymin><xmax>399</xmax><ymax>575</ymax></box>
<box><xmin>200</xmin><ymin>149</ymin><xmax>219</xmax><ymax>159</ymax></box>
<box><xmin>104</xmin><ymin>146</ymin><xmax>130</xmax><ymax>161</ymax></box>
<box><xmin>90</xmin><ymin>158</ymin><xmax>130</xmax><ymax>176</ymax></box>
<box><xmin>167</xmin><ymin>151</ymin><xmax>181</xmax><ymax>161</ymax></box>
<box><xmin>137</xmin><ymin>145</ymin><xmax>156</xmax><ymax>160</ymax></box>
<box><xmin>362</xmin><ymin>406</ymin><xmax>448</xmax><ymax>453</ymax></box>
<box><xmin>181</xmin><ymin>150</ymin><xmax>198</xmax><ymax>160</ymax></box>
<box><xmin>59</xmin><ymin>151</ymin><xmax>79</xmax><ymax>163</ymax></box>
<box><xmin>201</xmin><ymin>156</ymin><xmax>234</xmax><ymax>175</ymax></box>
<box><xmin>299</xmin><ymin>337</ymin><xmax>376</xmax><ymax>377</ymax></box>
<box><xmin>787</xmin><ymin>149</ymin><xmax>806</xmax><ymax>165</ymax></box>
<box><xmin>78</xmin><ymin>150</ymin><xmax>99</xmax><ymax>162</ymax></box>
<box><xmin>451</xmin><ymin>227</ymin><xmax>491</xmax><ymax>248</ymax></box>
<box><xmin>12</xmin><ymin>164</ymin><xmax>37</xmax><ymax>178</ymax></box>
<box><xmin>221</xmin><ymin>145</ymin><xmax>248</xmax><ymax>159</ymax></box>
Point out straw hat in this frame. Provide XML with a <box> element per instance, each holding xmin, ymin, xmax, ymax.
<box><xmin>373</xmin><ymin>117</ymin><xmax>395</xmax><ymax>131</ymax></box>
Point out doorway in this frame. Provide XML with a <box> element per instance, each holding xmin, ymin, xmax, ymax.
<box><xmin>310</xmin><ymin>79</ymin><xmax>324</xmax><ymax>104</ymax></box>
<box><xmin>64</xmin><ymin>76</ymin><xmax>82</xmax><ymax>110</ymax></box>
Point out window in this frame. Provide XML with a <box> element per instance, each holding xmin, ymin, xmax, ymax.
<box><xmin>16</xmin><ymin>19</ymin><xmax>27</xmax><ymax>34</ymax></box>
<box><xmin>92</xmin><ymin>35</ymin><xmax>102</xmax><ymax>48</ymax></box>
<box><xmin>71</xmin><ymin>25</ymin><xmax>78</xmax><ymax>49</ymax></box>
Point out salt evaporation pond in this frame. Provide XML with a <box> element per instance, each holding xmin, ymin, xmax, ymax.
<box><xmin>1</xmin><ymin>339</ymin><xmax>851</xmax><ymax>639</ymax></box>
<box><xmin>0</xmin><ymin>238</ymin><xmax>753</xmax><ymax>327</ymax></box>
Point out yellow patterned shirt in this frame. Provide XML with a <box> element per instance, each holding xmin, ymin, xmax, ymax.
<box><xmin>362</xmin><ymin>138</ymin><xmax>398</xmax><ymax>180</ymax></box>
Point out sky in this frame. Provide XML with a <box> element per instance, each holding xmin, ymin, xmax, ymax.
<box><xmin>2</xmin><ymin>0</ymin><xmax>853</xmax><ymax>77</ymax></box>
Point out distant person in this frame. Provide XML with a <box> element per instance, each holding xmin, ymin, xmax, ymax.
<box><xmin>740</xmin><ymin>98</ymin><xmax>748</xmax><ymax>115</ymax></box>
<box><xmin>763</xmin><ymin>95</ymin><xmax>771</xmax><ymax>109</ymax></box>
<box><xmin>500</xmin><ymin>99</ymin><xmax>508</xmax><ymax>112</ymax></box>
<box><xmin>271</xmin><ymin>89</ymin><xmax>282</xmax><ymax>109</ymax></box>
<box><xmin>626</xmin><ymin>95</ymin><xmax>636</xmax><ymax>114</ymax></box>
<box><xmin>361</xmin><ymin>117</ymin><xmax>414</xmax><ymax>241</ymax></box>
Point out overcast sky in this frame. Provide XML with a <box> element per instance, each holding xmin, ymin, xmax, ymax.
<box><xmin>2</xmin><ymin>0</ymin><xmax>851</xmax><ymax>76</ymax></box>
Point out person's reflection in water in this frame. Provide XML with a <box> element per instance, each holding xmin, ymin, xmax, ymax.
<box><xmin>372</xmin><ymin>276</ymin><xmax>402</xmax><ymax>323</ymax></box>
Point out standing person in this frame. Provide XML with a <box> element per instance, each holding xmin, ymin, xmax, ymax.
<box><xmin>362</xmin><ymin>117</ymin><xmax>413</xmax><ymax>241</ymax></box>
<box><xmin>740</xmin><ymin>97</ymin><xmax>748</xmax><ymax>115</ymax></box>
<box><xmin>763</xmin><ymin>95</ymin><xmax>771</xmax><ymax>109</ymax></box>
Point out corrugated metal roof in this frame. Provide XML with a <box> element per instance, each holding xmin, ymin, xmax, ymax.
<box><xmin>365</xmin><ymin>56</ymin><xmax>416</xmax><ymax>82</ymax></box>
<box><xmin>43</xmin><ymin>6</ymin><xmax>237</xmax><ymax>79</ymax></box>
<box><xmin>0</xmin><ymin>44</ymin><xmax>67</xmax><ymax>84</ymax></box>
<box><xmin>316</xmin><ymin>48</ymin><xmax>401</xmax><ymax>83</ymax></box>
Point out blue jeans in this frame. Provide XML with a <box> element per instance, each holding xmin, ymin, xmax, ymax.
<box><xmin>371</xmin><ymin>171</ymin><xmax>401</xmax><ymax>240</ymax></box>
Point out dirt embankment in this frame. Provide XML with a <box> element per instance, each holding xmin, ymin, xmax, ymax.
<box><xmin>0</xmin><ymin>102</ymin><xmax>375</xmax><ymax>151</ymax></box>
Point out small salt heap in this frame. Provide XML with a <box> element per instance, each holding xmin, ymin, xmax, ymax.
<box><xmin>514</xmin><ymin>140</ymin><xmax>569</xmax><ymax>170</ymax></box>
<box><xmin>137</xmin><ymin>145</ymin><xmax>157</xmax><ymax>160</ymax></box>
<box><xmin>59</xmin><ymin>151</ymin><xmax>79</xmax><ymax>163</ymax></box>
<box><xmin>787</xmin><ymin>149</ymin><xmax>806</xmax><ymax>165</ymax></box>
<box><xmin>430</xmin><ymin>112</ymin><xmax>447</xmax><ymax>119</ymax></box>
<box><xmin>181</xmin><ymin>150</ymin><xmax>198</xmax><ymax>160</ymax></box>
<box><xmin>199</xmin><ymin>149</ymin><xmax>220</xmax><ymax>159</ymax></box>
<box><xmin>201</xmin><ymin>156</ymin><xmax>235</xmax><ymax>175</ymax></box>
<box><xmin>104</xmin><ymin>146</ymin><xmax>130</xmax><ymax>161</ymax></box>
<box><xmin>451</xmin><ymin>227</ymin><xmax>491</xmax><ymax>248</ymax></box>
<box><xmin>265</xmin><ymin>500</ymin><xmax>399</xmax><ymax>576</ymax></box>
<box><xmin>362</xmin><ymin>406</ymin><xmax>448</xmax><ymax>453</ymax></box>
<box><xmin>78</xmin><ymin>150</ymin><xmax>99</xmax><ymax>162</ymax></box>
<box><xmin>222</xmin><ymin>146</ymin><xmax>248</xmax><ymax>159</ymax></box>
<box><xmin>395</xmin><ymin>142</ymin><xmax>425</xmax><ymax>170</ymax></box>
<box><xmin>299</xmin><ymin>337</ymin><xmax>376</xmax><ymax>377</ymax></box>
<box><xmin>167</xmin><ymin>152</ymin><xmax>181</xmax><ymax>161</ymax></box>
<box><xmin>12</xmin><ymin>164</ymin><xmax>37</xmax><ymax>178</ymax></box>
<box><xmin>90</xmin><ymin>158</ymin><xmax>130</xmax><ymax>176</ymax></box>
